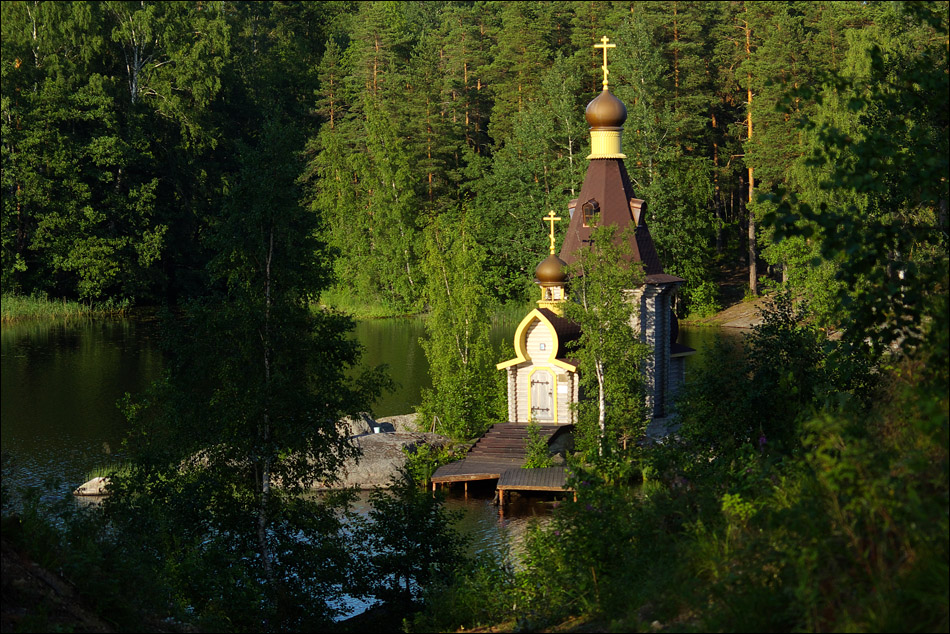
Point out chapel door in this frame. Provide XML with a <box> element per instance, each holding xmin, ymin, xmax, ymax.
<box><xmin>530</xmin><ymin>370</ymin><xmax>554</xmax><ymax>422</ymax></box>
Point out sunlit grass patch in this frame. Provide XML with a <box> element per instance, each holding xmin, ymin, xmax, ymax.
<box><xmin>1</xmin><ymin>293</ymin><xmax>129</xmax><ymax>323</ymax></box>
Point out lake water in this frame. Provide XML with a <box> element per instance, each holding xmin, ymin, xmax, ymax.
<box><xmin>0</xmin><ymin>312</ymin><xmax>735</xmax><ymax>541</ymax></box>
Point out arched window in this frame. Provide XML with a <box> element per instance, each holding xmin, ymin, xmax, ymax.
<box><xmin>582</xmin><ymin>199</ymin><xmax>600</xmax><ymax>227</ymax></box>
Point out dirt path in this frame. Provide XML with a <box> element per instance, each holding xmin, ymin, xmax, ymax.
<box><xmin>684</xmin><ymin>294</ymin><xmax>772</xmax><ymax>329</ymax></box>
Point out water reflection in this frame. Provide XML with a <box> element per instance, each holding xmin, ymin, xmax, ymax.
<box><xmin>353</xmin><ymin>311</ymin><xmax>527</xmax><ymax>418</ymax></box>
<box><xmin>1</xmin><ymin>318</ymin><xmax>162</xmax><ymax>501</ymax></box>
<box><xmin>1</xmin><ymin>315</ymin><xmax>740</xmax><ymax>512</ymax></box>
<box><xmin>345</xmin><ymin>483</ymin><xmax>558</xmax><ymax>562</ymax></box>
<box><xmin>351</xmin><ymin>318</ymin><xmax>429</xmax><ymax>418</ymax></box>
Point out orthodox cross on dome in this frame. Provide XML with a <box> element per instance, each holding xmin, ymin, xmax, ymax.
<box><xmin>544</xmin><ymin>210</ymin><xmax>561</xmax><ymax>254</ymax></box>
<box><xmin>594</xmin><ymin>35</ymin><xmax>616</xmax><ymax>90</ymax></box>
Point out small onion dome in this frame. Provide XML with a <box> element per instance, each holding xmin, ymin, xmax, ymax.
<box><xmin>535</xmin><ymin>254</ymin><xmax>568</xmax><ymax>286</ymax></box>
<box><xmin>585</xmin><ymin>89</ymin><xmax>627</xmax><ymax>128</ymax></box>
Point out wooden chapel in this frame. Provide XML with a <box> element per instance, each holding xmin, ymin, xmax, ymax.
<box><xmin>497</xmin><ymin>36</ymin><xmax>695</xmax><ymax>426</ymax></box>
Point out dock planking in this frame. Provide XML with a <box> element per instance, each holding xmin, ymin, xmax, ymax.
<box><xmin>430</xmin><ymin>458</ymin><xmax>524</xmax><ymax>484</ymax></box>
<box><xmin>431</xmin><ymin>423</ymin><xmax>569</xmax><ymax>486</ymax></box>
<box><xmin>497</xmin><ymin>466</ymin><xmax>570</xmax><ymax>492</ymax></box>
<box><xmin>431</xmin><ymin>424</ymin><xmax>575</xmax><ymax>504</ymax></box>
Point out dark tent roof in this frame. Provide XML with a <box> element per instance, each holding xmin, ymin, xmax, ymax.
<box><xmin>559</xmin><ymin>159</ymin><xmax>679</xmax><ymax>283</ymax></box>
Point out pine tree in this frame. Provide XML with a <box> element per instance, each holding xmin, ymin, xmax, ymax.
<box><xmin>472</xmin><ymin>55</ymin><xmax>585</xmax><ymax>302</ymax></box>
<box><xmin>613</xmin><ymin>9</ymin><xmax>717</xmax><ymax>316</ymax></box>
<box><xmin>767</xmin><ymin>1</ymin><xmax>949</xmax><ymax>355</ymax></box>
<box><xmin>484</xmin><ymin>1</ymin><xmax>554</xmax><ymax>144</ymax></box>
<box><xmin>438</xmin><ymin>2</ymin><xmax>493</xmax><ymax>155</ymax></box>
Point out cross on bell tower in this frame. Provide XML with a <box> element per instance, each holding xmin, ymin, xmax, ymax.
<box><xmin>594</xmin><ymin>35</ymin><xmax>616</xmax><ymax>90</ymax></box>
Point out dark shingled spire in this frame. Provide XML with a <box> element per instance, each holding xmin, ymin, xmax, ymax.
<box><xmin>559</xmin><ymin>159</ymin><xmax>682</xmax><ymax>284</ymax></box>
<box><xmin>559</xmin><ymin>86</ymin><xmax>683</xmax><ymax>285</ymax></box>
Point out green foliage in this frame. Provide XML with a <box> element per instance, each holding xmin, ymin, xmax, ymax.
<box><xmin>419</xmin><ymin>327</ymin><xmax>947</xmax><ymax>633</ymax></box>
<box><xmin>522</xmin><ymin>419</ymin><xmax>554</xmax><ymax>469</ymax></box>
<box><xmin>106</xmin><ymin>118</ymin><xmax>390</xmax><ymax>629</ymax></box>
<box><xmin>684</xmin><ymin>279</ymin><xmax>720</xmax><ymax>319</ymax></box>
<box><xmin>6</xmin><ymin>0</ymin><xmax>940</xmax><ymax>320</ymax></box>
<box><xmin>472</xmin><ymin>53</ymin><xmax>586</xmax><ymax>302</ymax></box>
<box><xmin>564</xmin><ymin>224</ymin><xmax>651</xmax><ymax>456</ymax></box>
<box><xmin>315</xmin><ymin>287</ymin><xmax>414</xmax><ymax>319</ymax></box>
<box><xmin>415</xmin><ymin>464</ymin><xmax>701</xmax><ymax>633</ymax></box>
<box><xmin>677</xmin><ymin>290</ymin><xmax>873</xmax><ymax>462</ymax></box>
<box><xmin>612</xmin><ymin>8</ymin><xmax>719</xmax><ymax>317</ymax></box>
<box><xmin>764</xmin><ymin>2</ymin><xmax>948</xmax><ymax>354</ymax></box>
<box><xmin>689</xmin><ymin>348</ymin><xmax>948</xmax><ymax>633</ymax></box>
<box><xmin>402</xmin><ymin>443</ymin><xmax>458</xmax><ymax>486</ymax></box>
<box><xmin>410</xmin><ymin>551</ymin><xmax>518</xmax><ymax>633</ymax></box>
<box><xmin>719</xmin><ymin>492</ymin><xmax>756</xmax><ymax>525</ymax></box>
<box><xmin>3</xmin><ymin>4</ymin><xmax>948</xmax><ymax>630</ymax></box>
<box><xmin>0</xmin><ymin>468</ymin><xmax>182</xmax><ymax>630</ymax></box>
<box><xmin>418</xmin><ymin>212</ymin><xmax>506</xmax><ymax>440</ymax></box>
<box><xmin>1</xmin><ymin>0</ymin><xmax>229</xmax><ymax>302</ymax></box>
<box><xmin>355</xmin><ymin>473</ymin><xmax>469</xmax><ymax>605</ymax></box>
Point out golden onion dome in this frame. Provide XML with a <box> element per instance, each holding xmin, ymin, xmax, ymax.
<box><xmin>535</xmin><ymin>254</ymin><xmax>568</xmax><ymax>286</ymax></box>
<box><xmin>585</xmin><ymin>89</ymin><xmax>627</xmax><ymax>128</ymax></box>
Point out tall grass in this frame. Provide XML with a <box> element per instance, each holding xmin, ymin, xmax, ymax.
<box><xmin>315</xmin><ymin>286</ymin><xmax>418</xmax><ymax>319</ymax></box>
<box><xmin>316</xmin><ymin>288</ymin><xmax>533</xmax><ymax>322</ymax></box>
<box><xmin>82</xmin><ymin>460</ymin><xmax>132</xmax><ymax>484</ymax></box>
<box><xmin>489</xmin><ymin>300</ymin><xmax>534</xmax><ymax>325</ymax></box>
<box><xmin>1</xmin><ymin>293</ymin><xmax>129</xmax><ymax>323</ymax></box>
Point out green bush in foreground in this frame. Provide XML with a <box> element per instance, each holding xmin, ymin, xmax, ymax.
<box><xmin>522</xmin><ymin>419</ymin><xmax>554</xmax><ymax>469</ymax></box>
<box><xmin>413</xmin><ymin>304</ymin><xmax>948</xmax><ymax>633</ymax></box>
<box><xmin>403</xmin><ymin>443</ymin><xmax>459</xmax><ymax>486</ymax></box>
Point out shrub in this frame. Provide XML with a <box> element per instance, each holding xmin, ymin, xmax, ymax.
<box><xmin>402</xmin><ymin>443</ymin><xmax>458</xmax><ymax>486</ymax></box>
<box><xmin>522</xmin><ymin>419</ymin><xmax>554</xmax><ymax>469</ymax></box>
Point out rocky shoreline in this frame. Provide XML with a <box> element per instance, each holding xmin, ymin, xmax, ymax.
<box><xmin>326</xmin><ymin>413</ymin><xmax>454</xmax><ymax>489</ymax></box>
<box><xmin>74</xmin><ymin>413</ymin><xmax>455</xmax><ymax>496</ymax></box>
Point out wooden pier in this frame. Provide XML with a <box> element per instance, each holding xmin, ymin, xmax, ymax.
<box><xmin>430</xmin><ymin>423</ymin><xmax>575</xmax><ymax>502</ymax></box>
<box><xmin>496</xmin><ymin>466</ymin><xmax>575</xmax><ymax>504</ymax></box>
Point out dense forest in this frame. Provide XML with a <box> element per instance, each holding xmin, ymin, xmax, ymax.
<box><xmin>1</xmin><ymin>2</ymin><xmax>947</xmax><ymax>632</ymax></box>
<box><xmin>4</xmin><ymin>1</ymin><xmax>945</xmax><ymax>321</ymax></box>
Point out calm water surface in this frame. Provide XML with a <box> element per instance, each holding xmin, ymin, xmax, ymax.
<box><xmin>1</xmin><ymin>313</ymin><xmax>735</xmax><ymax>542</ymax></box>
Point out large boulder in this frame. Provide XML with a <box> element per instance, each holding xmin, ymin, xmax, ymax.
<box><xmin>376</xmin><ymin>413</ymin><xmax>421</xmax><ymax>433</ymax></box>
<box><xmin>320</xmin><ymin>432</ymin><xmax>452</xmax><ymax>490</ymax></box>
<box><xmin>341</xmin><ymin>412</ymin><xmax>377</xmax><ymax>437</ymax></box>
<box><xmin>344</xmin><ymin>412</ymin><xmax>421</xmax><ymax>435</ymax></box>
<box><xmin>73</xmin><ymin>414</ymin><xmax>444</xmax><ymax>495</ymax></box>
<box><xmin>73</xmin><ymin>476</ymin><xmax>109</xmax><ymax>496</ymax></box>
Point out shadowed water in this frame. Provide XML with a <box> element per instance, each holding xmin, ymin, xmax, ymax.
<box><xmin>1</xmin><ymin>313</ymin><xmax>737</xmax><ymax>529</ymax></box>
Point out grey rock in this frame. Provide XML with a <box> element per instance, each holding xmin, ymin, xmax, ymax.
<box><xmin>318</xmin><ymin>432</ymin><xmax>452</xmax><ymax>490</ymax></box>
<box><xmin>548</xmin><ymin>430</ymin><xmax>575</xmax><ymax>455</ymax></box>
<box><xmin>73</xmin><ymin>476</ymin><xmax>110</xmax><ymax>496</ymax></box>
<box><xmin>376</xmin><ymin>413</ymin><xmax>421</xmax><ymax>433</ymax></box>
<box><xmin>74</xmin><ymin>414</ymin><xmax>443</xmax><ymax>495</ymax></box>
<box><xmin>342</xmin><ymin>412</ymin><xmax>377</xmax><ymax>437</ymax></box>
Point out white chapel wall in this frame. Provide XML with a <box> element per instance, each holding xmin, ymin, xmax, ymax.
<box><xmin>509</xmin><ymin>319</ymin><xmax>577</xmax><ymax>424</ymax></box>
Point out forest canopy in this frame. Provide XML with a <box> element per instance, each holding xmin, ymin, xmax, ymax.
<box><xmin>2</xmin><ymin>1</ymin><xmax>947</xmax><ymax>326</ymax></box>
